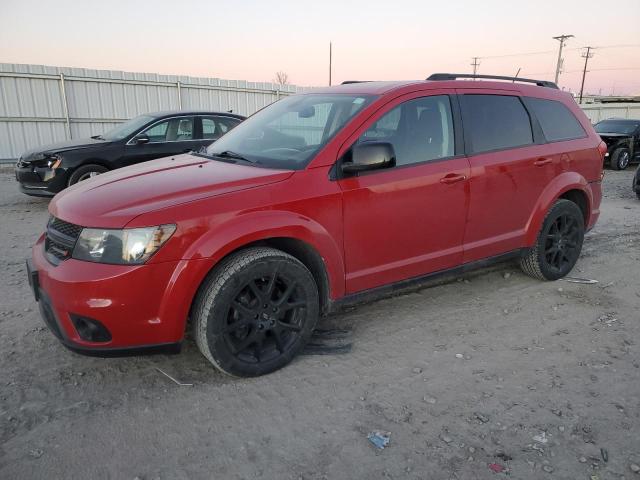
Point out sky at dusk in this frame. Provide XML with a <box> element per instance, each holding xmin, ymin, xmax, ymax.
<box><xmin>1</xmin><ymin>0</ymin><xmax>639</xmax><ymax>94</ymax></box>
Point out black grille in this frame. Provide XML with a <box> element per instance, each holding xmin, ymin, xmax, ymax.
<box><xmin>50</xmin><ymin>217</ymin><xmax>82</xmax><ymax>238</ymax></box>
<box><xmin>45</xmin><ymin>217</ymin><xmax>82</xmax><ymax>264</ymax></box>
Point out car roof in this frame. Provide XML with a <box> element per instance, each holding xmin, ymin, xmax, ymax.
<box><xmin>145</xmin><ymin>110</ymin><xmax>246</xmax><ymax>120</ymax></box>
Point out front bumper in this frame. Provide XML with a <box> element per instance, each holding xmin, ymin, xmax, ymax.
<box><xmin>30</xmin><ymin>234</ymin><xmax>212</xmax><ymax>355</ymax></box>
<box><xmin>15</xmin><ymin>164</ymin><xmax>69</xmax><ymax>197</ymax></box>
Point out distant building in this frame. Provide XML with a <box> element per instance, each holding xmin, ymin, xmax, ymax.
<box><xmin>576</xmin><ymin>95</ymin><xmax>640</xmax><ymax>104</ymax></box>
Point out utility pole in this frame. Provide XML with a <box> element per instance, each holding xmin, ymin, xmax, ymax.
<box><xmin>579</xmin><ymin>46</ymin><xmax>594</xmax><ymax>104</ymax></box>
<box><xmin>471</xmin><ymin>57</ymin><xmax>480</xmax><ymax>75</ymax></box>
<box><xmin>329</xmin><ymin>42</ymin><xmax>332</xmax><ymax>86</ymax></box>
<box><xmin>552</xmin><ymin>34</ymin><xmax>574</xmax><ymax>84</ymax></box>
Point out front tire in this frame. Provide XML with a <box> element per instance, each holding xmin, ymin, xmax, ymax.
<box><xmin>520</xmin><ymin>199</ymin><xmax>585</xmax><ymax>281</ymax></box>
<box><xmin>610</xmin><ymin>148</ymin><xmax>630</xmax><ymax>170</ymax></box>
<box><xmin>193</xmin><ymin>247</ymin><xmax>319</xmax><ymax>377</ymax></box>
<box><xmin>68</xmin><ymin>164</ymin><xmax>108</xmax><ymax>186</ymax></box>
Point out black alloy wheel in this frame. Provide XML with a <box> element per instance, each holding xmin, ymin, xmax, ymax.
<box><xmin>194</xmin><ymin>247</ymin><xmax>319</xmax><ymax>377</ymax></box>
<box><xmin>542</xmin><ymin>213</ymin><xmax>581</xmax><ymax>275</ymax></box>
<box><xmin>224</xmin><ymin>270</ymin><xmax>308</xmax><ymax>363</ymax></box>
<box><xmin>520</xmin><ymin>199</ymin><xmax>585</xmax><ymax>281</ymax></box>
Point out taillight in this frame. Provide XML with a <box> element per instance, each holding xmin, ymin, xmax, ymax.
<box><xmin>597</xmin><ymin>141</ymin><xmax>607</xmax><ymax>181</ymax></box>
<box><xmin>597</xmin><ymin>140</ymin><xmax>608</xmax><ymax>159</ymax></box>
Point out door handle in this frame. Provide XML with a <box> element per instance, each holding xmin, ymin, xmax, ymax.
<box><xmin>440</xmin><ymin>173</ymin><xmax>467</xmax><ymax>184</ymax></box>
<box><xmin>534</xmin><ymin>158</ymin><xmax>552</xmax><ymax>167</ymax></box>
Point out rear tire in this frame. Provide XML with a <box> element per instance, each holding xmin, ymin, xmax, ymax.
<box><xmin>193</xmin><ymin>247</ymin><xmax>319</xmax><ymax>377</ymax></box>
<box><xmin>68</xmin><ymin>164</ymin><xmax>108</xmax><ymax>186</ymax></box>
<box><xmin>520</xmin><ymin>199</ymin><xmax>585</xmax><ymax>281</ymax></box>
<box><xmin>610</xmin><ymin>148</ymin><xmax>630</xmax><ymax>170</ymax></box>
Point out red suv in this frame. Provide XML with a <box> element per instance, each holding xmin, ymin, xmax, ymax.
<box><xmin>28</xmin><ymin>73</ymin><xmax>605</xmax><ymax>377</ymax></box>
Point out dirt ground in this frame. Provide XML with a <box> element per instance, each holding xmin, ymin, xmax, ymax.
<box><xmin>0</xmin><ymin>167</ymin><xmax>639</xmax><ymax>480</ymax></box>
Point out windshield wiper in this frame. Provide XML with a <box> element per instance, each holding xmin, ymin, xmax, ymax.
<box><xmin>211</xmin><ymin>150</ymin><xmax>258</xmax><ymax>164</ymax></box>
<box><xmin>91</xmin><ymin>135</ymin><xmax>105</xmax><ymax>140</ymax></box>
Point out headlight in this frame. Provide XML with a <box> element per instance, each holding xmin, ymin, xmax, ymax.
<box><xmin>47</xmin><ymin>155</ymin><xmax>62</xmax><ymax>169</ymax></box>
<box><xmin>72</xmin><ymin>224</ymin><xmax>176</xmax><ymax>265</ymax></box>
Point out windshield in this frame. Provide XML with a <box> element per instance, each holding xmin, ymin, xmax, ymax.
<box><xmin>101</xmin><ymin>115</ymin><xmax>154</xmax><ymax>141</ymax></box>
<box><xmin>205</xmin><ymin>94</ymin><xmax>374</xmax><ymax>169</ymax></box>
<box><xmin>595</xmin><ymin>121</ymin><xmax>639</xmax><ymax>135</ymax></box>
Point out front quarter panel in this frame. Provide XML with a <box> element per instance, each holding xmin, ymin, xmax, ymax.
<box><xmin>60</xmin><ymin>142</ymin><xmax>123</xmax><ymax>170</ymax></box>
<box><xmin>127</xmin><ymin>168</ymin><xmax>346</xmax><ymax>299</ymax></box>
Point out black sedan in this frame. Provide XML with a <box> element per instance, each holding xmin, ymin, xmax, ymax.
<box><xmin>15</xmin><ymin>110</ymin><xmax>245</xmax><ymax>196</ymax></box>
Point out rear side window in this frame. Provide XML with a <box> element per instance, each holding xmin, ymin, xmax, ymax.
<box><xmin>201</xmin><ymin>116</ymin><xmax>241</xmax><ymax>140</ymax></box>
<box><xmin>526</xmin><ymin>97</ymin><xmax>586</xmax><ymax>141</ymax></box>
<box><xmin>201</xmin><ymin>118</ymin><xmax>218</xmax><ymax>140</ymax></box>
<box><xmin>461</xmin><ymin>95</ymin><xmax>533</xmax><ymax>154</ymax></box>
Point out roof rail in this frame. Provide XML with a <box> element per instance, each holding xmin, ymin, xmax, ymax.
<box><xmin>426</xmin><ymin>73</ymin><xmax>558</xmax><ymax>89</ymax></box>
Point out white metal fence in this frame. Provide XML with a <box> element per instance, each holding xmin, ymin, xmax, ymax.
<box><xmin>579</xmin><ymin>103</ymin><xmax>640</xmax><ymax>124</ymax></box>
<box><xmin>0</xmin><ymin>63</ymin><xmax>308</xmax><ymax>161</ymax></box>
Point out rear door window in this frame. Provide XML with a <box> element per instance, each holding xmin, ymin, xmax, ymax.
<box><xmin>526</xmin><ymin>97</ymin><xmax>586</xmax><ymax>141</ymax></box>
<box><xmin>461</xmin><ymin>95</ymin><xmax>533</xmax><ymax>154</ymax></box>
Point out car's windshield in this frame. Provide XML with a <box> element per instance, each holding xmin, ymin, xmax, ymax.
<box><xmin>595</xmin><ymin>121</ymin><xmax>639</xmax><ymax>135</ymax></box>
<box><xmin>101</xmin><ymin>115</ymin><xmax>154</xmax><ymax>141</ymax></box>
<box><xmin>205</xmin><ymin>94</ymin><xmax>375</xmax><ymax>169</ymax></box>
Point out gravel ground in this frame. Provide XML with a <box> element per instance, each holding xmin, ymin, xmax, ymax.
<box><xmin>1</xmin><ymin>167</ymin><xmax>639</xmax><ymax>480</ymax></box>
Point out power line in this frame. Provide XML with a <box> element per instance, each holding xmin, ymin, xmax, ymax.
<box><xmin>566</xmin><ymin>43</ymin><xmax>640</xmax><ymax>51</ymax></box>
<box><xmin>579</xmin><ymin>46</ymin><xmax>595</xmax><ymax>104</ymax></box>
<box><xmin>476</xmin><ymin>43</ymin><xmax>639</xmax><ymax>61</ymax></box>
<box><xmin>520</xmin><ymin>67</ymin><xmax>640</xmax><ymax>77</ymax></box>
<box><xmin>553</xmin><ymin>34</ymin><xmax>574</xmax><ymax>84</ymax></box>
<box><xmin>480</xmin><ymin>50</ymin><xmax>555</xmax><ymax>59</ymax></box>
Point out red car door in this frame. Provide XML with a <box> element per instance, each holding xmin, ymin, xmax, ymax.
<box><xmin>337</xmin><ymin>91</ymin><xmax>471</xmax><ymax>294</ymax></box>
<box><xmin>456</xmin><ymin>89</ymin><xmax>558</xmax><ymax>263</ymax></box>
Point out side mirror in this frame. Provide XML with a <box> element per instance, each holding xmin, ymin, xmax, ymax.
<box><xmin>341</xmin><ymin>142</ymin><xmax>396</xmax><ymax>174</ymax></box>
<box><xmin>133</xmin><ymin>133</ymin><xmax>150</xmax><ymax>145</ymax></box>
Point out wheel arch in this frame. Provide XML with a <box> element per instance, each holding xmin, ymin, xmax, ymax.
<box><xmin>558</xmin><ymin>189</ymin><xmax>589</xmax><ymax>224</ymax></box>
<box><xmin>73</xmin><ymin>159</ymin><xmax>112</xmax><ymax>170</ymax></box>
<box><xmin>161</xmin><ymin>209</ymin><xmax>346</xmax><ymax>341</ymax></box>
<box><xmin>177</xmin><ymin>234</ymin><xmax>336</xmax><ymax>342</ymax></box>
<box><xmin>524</xmin><ymin>172</ymin><xmax>593</xmax><ymax>246</ymax></box>
<box><xmin>217</xmin><ymin>237</ymin><xmax>332</xmax><ymax>315</ymax></box>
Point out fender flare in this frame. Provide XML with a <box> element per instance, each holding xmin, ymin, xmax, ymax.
<box><xmin>184</xmin><ymin>209</ymin><xmax>345</xmax><ymax>300</ymax></box>
<box><xmin>524</xmin><ymin>171</ymin><xmax>593</xmax><ymax>245</ymax></box>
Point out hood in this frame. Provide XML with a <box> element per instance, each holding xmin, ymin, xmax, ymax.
<box><xmin>50</xmin><ymin>154</ymin><xmax>294</xmax><ymax>228</ymax></box>
<box><xmin>598</xmin><ymin>133</ymin><xmax>632</xmax><ymax>139</ymax></box>
<box><xmin>20</xmin><ymin>138</ymin><xmax>109</xmax><ymax>162</ymax></box>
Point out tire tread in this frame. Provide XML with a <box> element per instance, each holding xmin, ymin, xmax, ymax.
<box><xmin>193</xmin><ymin>247</ymin><xmax>308</xmax><ymax>377</ymax></box>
